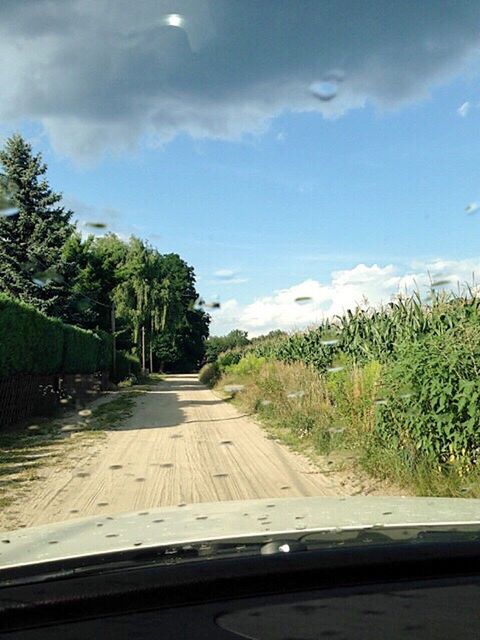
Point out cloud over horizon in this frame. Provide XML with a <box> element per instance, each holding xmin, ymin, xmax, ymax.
<box><xmin>210</xmin><ymin>258</ymin><xmax>480</xmax><ymax>336</ymax></box>
<box><xmin>0</xmin><ymin>1</ymin><xmax>479</xmax><ymax>158</ymax></box>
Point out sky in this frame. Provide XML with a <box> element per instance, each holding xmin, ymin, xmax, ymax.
<box><xmin>1</xmin><ymin>1</ymin><xmax>480</xmax><ymax>335</ymax></box>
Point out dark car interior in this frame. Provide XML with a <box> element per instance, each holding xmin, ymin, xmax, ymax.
<box><xmin>1</xmin><ymin>532</ymin><xmax>479</xmax><ymax>638</ymax></box>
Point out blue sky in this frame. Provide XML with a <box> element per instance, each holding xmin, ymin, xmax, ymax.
<box><xmin>1</xmin><ymin>1</ymin><xmax>480</xmax><ymax>334</ymax></box>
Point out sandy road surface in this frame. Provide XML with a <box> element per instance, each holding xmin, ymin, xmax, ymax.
<box><xmin>1</xmin><ymin>375</ymin><xmax>373</xmax><ymax>531</ymax></box>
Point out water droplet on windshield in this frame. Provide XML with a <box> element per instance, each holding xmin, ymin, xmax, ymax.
<box><xmin>78</xmin><ymin>409</ymin><xmax>92</xmax><ymax>417</ymax></box>
<box><xmin>294</xmin><ymin>296</ymin><xmax>312</xmax><ymax>304</ymax></box>
<box><xmin>465</xmin><ymin>202</ymin><xmax>479</xmax><ymax>214</ymax></box>
<box><xmin>84</xmin><ymin>221</ymin><xmax>107</xmax><ymax>229</ymax></box>
<box><xmin>310</xmin><ymin>70</ymin><xmax>345</xmax><ymax>102</ymax></box>
<box><xmin>0</xmin><ymin>207</ymin><xmax>18</xmax><ymax>218</ymax></box>
<box><xmin>161</xmin><ymin>13</ymin><xmax>185</xmax><ymax>28</ymax></box>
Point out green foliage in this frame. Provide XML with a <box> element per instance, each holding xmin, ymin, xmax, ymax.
<box><xmin>96</xmin><ymin>330</ymin><xmax>113</xmax><ymax>371</ymax></box>
<box><xmin>0</xmin><ymin>293</ymin><xmax>64</xmax><ymax>377</ymax></box>
<box><xmin>198</xmin><ymin>362</ymin><xmax>220</xmax><ymax>387</ymax></box>
<box><xmin>337</xmin><ymin>291</ymin><xmax>480</xmax><ymax>364</ymax></box>
<box><xmin>217</xmin><ymin>349</ymin><xmax>243</xmax><ymax>370</ymax></box>
<box><xmin>113</xmin><ymin>352</ymin><xmax>141</xmax><ymax>383</ymax></box>
<box><xmin>0</xmin><ymin>134</ymin><xmax>209</xmax><ymax>374</ymax></box>
<box><xmin>0</xmin><ymin>294</ymin><xmax>113</xmax><ymax>378</ymax></box>
<box><xmin>205</xmin><ymin>330</ymin><xmax>249</xmax><ymax>363</ymax></box>
<box><xmin>0</xmin><ymin>134</ymin><xmax>74</xmax><ymax>318</ymax></box>
<box><xmin>224</xmin><ymin>354</ymin><xmax>266</xmax><ymax>377</ymax></box>
<box><xmin>62</xmin><ymin>324</ymin><xmax>103</xmax><ymax>374</ymax></box>
<box><xmin>375</xmin><ymin>323</ymin><xmax>480</xmax><ymax>473</ymax></box>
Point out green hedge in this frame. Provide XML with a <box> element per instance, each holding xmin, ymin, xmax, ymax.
<box><xmin>0</xmin><ymin>294</ymin><xmax>64</xmax><ymax>377</ymax></box>
<box><xmin>113</xmin><ymin>351</ymin><xmax>141</xmax><ymax>382</ymax></box>
<box><xmin>0</xmin><ymin>294</ymin><xmax>120</xmax><ymax>379</ymax></box>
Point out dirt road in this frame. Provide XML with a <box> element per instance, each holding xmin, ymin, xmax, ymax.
<box><xmin>1</xmin><ymin>375</ymin><xmax>390</xmax><ymax>531</ymax></box>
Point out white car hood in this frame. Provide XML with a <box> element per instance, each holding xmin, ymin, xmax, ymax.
<box><xmin>1</xmin><ymin>496</ymin><xmax>480</xmax><ymax>570</ymax></box>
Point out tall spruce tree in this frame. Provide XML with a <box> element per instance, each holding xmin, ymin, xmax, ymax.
<box><xmin>0</xmin><ymin>134</ymin><xmax>74</xmax><ymax>316</ymax></box>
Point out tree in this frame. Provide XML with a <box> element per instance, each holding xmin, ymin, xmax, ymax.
<box><xmin>205</xmin><ymin>329</ymin><xmax>250</xmax><ymax>362</ymax></box>
<box><xmin>62</xmin><ymin>232</ymin><xmax>128</xmax><ymax>332</ymax></box>
<box><xmin>0</xmin><ymin>134</ymin><xmax>74</xmax><ymax>317</ymax></box>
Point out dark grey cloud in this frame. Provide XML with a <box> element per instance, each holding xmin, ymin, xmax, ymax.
<box><xmin>1</xmin><ymin>0</ymin><xmax>479</xmax><ymax>158</ymax></box>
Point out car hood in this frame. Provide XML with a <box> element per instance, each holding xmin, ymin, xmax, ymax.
<box><xmin>1</xmin><ymin>496</ymin><xmax>480</xmax><ymax>570</ymax></box>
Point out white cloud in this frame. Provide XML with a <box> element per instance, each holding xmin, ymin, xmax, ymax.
<box><xmin>214</xmin><ymin>269</ymin><xmax>235</xmax><ymax>278</ymax></box>
<box><xmin>0</xmin><ymin>1</ymin><xmax>479</xmax><ymax>158</ymax></box>
<box><xmin>209</xmin><ymin>258</ymin><xmax>480</xmax><ymax>336</ymax></box>
<box><xmin>211</xmin><ymin>268</ymin><xmax>248</xmax><ymax>285</ymax></box>
<box><xmin>457</xmin><ymin>101</ymin><xmax>471</xmax><ymax>117</ymax></box>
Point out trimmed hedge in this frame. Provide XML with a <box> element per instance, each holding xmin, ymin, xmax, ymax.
<box><xmin>63</xmin><ymin>324</ymin><xmax>103</xmax><ymax>374</ymax></box>
<box><xmin>0</xmin><ymin>294</ymin><xmax>125</xmax><ymax>379</ymax></box>
<box><xmin>0</xmin><ymin>294</ymin><xmax>64</xmax><ymax>377</ymax></box>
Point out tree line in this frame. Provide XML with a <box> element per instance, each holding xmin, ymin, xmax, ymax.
<box><xmin>0</xmin><ymin>134</ymin><xmax>209</xmax><ymax>373</ymax></box>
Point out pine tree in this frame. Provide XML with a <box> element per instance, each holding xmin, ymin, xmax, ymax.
<box><xmin>0</xmin><ymin>134</ymin><xmax>74</xmax><ymax>316</ymax></box>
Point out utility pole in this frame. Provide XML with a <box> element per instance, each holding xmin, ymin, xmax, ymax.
<box><xmin>111</xmin><ymin>302</ymin><xmax>116</xmax><ymax>378</ymax></box>
<box><xmin>141</xmin><ymin>325</ymin><xmax>146</xmax><ymax>373</ymax></box>
<box><xmin>149</xmin><ymin>314</ymin><xmax>153</xmax><ymax>373</ymax></box>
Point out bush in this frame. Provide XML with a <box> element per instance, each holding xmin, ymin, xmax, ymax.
<box><xmin>375</xmin><ymin>323</ymin><xmax>480</xmax><ymax>473</ymax></box>
<box><xmin>224</xmin><ymin>354</ymin><xmax>266</xmax><ymax>377</ymax></box>
<box><xmin>198</xmin><ymin>362</ymin><xmax>220</xmax><ymax>387</ymax></box>
<box><xmin>217</xmin><ymin>349</ymin><xmax>243</xmax><ymax>370</ymax></box>
<box><xmin>113</xmin><ymin>352</ymin><xmax>141</xmax><ymax>383</ymax></box>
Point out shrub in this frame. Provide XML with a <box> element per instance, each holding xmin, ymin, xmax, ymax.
<box><xmin>217</xmin><ymin>349</ymin><xmax>243</xmax><ymax>370</ymax></box>
<box><xmin>198</xmin><ymin>362</ymin><xmax>220</xmax><ymax>387</ymax></box>
<box><xmin>113</xmin><ymin>352</ymin><xmax>141</xmax><ymax>383</ymax></box>
<box><xmin>224</xmin><ymin>354</ymin><xmax>266</xmax><ymax>377</ymax></box>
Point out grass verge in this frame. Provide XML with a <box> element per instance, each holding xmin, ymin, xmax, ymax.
<box><xmin>216</xmin><ymin>360</ymin><xmax>480</xmax><ymax>498</ymax></box>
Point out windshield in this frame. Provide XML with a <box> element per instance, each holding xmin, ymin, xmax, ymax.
<box><xmin>0</xmin><ymin>1</ymin><xmax>479</xmax><ymax>559</ymax></box>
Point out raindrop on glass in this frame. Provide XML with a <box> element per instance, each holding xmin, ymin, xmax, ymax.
<box><xmin>465</xmin><ymin>202</ymin><xmax>479</xmax><ymax>214</ymax></box>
